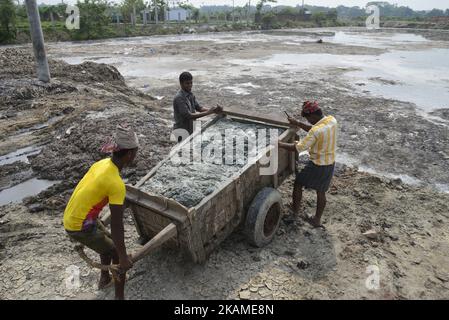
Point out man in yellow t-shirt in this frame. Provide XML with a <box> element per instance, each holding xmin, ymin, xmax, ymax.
<box><xmin>64</xmin><ymin>125</ymin><xmax>139</xmax><ymax>300</ymax></box>
<box><xmin>279</xmin><ymin>101</ymin><xmax>338</xmax><ymax>229</ymax></box>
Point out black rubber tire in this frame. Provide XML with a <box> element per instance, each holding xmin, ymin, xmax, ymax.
<box><xmin>245</xmin><ymin>187</ymin><xmax>283</xmax><ymax>247</ymax></box>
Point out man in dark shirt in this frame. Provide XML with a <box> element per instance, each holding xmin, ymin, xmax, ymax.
<box><xmin>173</xmin><ymin>72</ymin><xmax>222</xmax><ymax>141</ymax></box>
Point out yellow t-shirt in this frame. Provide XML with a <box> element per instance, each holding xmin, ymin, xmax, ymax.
<box><xmin>63</xmin><ymin>158</ymin><xmax>126</xmax><ymax>231</ymax></box>
<box><xmin>295</xmin><ymin>115</ymin><xmax>338</xmax><ymax>166</ymax></box>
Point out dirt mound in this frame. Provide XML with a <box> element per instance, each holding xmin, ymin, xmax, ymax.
<box><xmin>0</xmin><ymin>47</ymin><xmax>174</xmax><ymax>212</ymax></box>
<box><xmin>0</xmin><ymin>48</ymin><xmax>124</xmax><ymax>84</ymax></box>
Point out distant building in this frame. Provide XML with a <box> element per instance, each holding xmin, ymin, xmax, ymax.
<box><xmin>167</xmin><ymin>7</ymin><xmax>190</xmax><ymax>21</ymax></box>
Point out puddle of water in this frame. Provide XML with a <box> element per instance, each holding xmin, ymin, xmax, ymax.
<box><xmin>61</xmin><ymin>55</ymin><xmax>207</xmax><ymax>89</ymax></box>
<box><xmin>357</xmin><ymin>165</ymin><xmax>422</xmax><ymax>186</ymax></box>
<box><xmin>240</xmin><ymin>82</ymin><xmax>261</xmax><ymax>88</ymax></box>
<box><xmin>347</xmin><ymin>49</ymin><xmax>449</xmax><ymax>112</ymax></box>
<box><xmin>337</xmin><ymin>152</ymin><xmax>422</xmax><ymax>186</ymax></box>
<box><xmin>231</xmin><ymin>48</ymin><xmax>449</xmax><ymax>113</ymax></box>
<box><xmin>54</xmin><ymin>30</ymin><xmax>429</xmax><ymax>56</ymax></box>
<box><xmin>0</xmin><ymin>178</ymin><xmax>59</xmax><ymax>206</ymax></box>
<box><xmin>14</xmin><ymin>115</ymin><xmax>65</xmax><ymax>139</ymax></box>
<box><xmin>85</xmin><ymin>107</ymin><xmax>129</xmax><ymax>120</ymax></box>
<box><xmin>283</xmin><ymin>41</ymin><xmax>302</xmax><ymax>46</ymax></box>
<box><xmin>435</xmin><ymin>183</ymin><xmax>449</xmax><ymax>194</ymax></box>
<box><xmin>57</xmin><ymin>30</ymin><xmax>445</xmax><ymax>107</ymax></box>
<box><xmin>325</xmin><ymin>31</ymin><xmax>429</xmax><ymax>48</ymax></box>
<box><xmin>0</xmin><ymin>146</ymin><xmax>42</xmax><ymax>166</ymax></box>
<box><xmin>223</xmin><ymin>86</ymin><xmax>251</xmax><ymax>95</ymax></box>
<box><xmin>230</xmin><ymin>52</ymin><xmax>367</xmax><ymax>69</ymax></box>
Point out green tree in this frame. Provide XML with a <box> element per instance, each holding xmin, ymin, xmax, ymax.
<box><xmin>73</xmin><ymin>0</ymin><xmax>110</xmax><ymax>40</ymax></box>
<box><xmin>178</xmin><ymin>2</ymin><xmax>199</xmax><ymax>22</ymax></box>
<box><xmin>427</xmin><ymin>9</ymin><xmax>445</xmax><ymax>17</ymax></box>
<box><xmin>326</xmin><ymin>9</ymin><xmax>337</xmax><ymax>22</ymax></box>
<box><xmin>255</xmin><ymin>0</ymin><xmax>276</xmax><ymax>23</ymax></box>
<box><xmin>120</xmin><ymin>0</ymin><xmax>146</xmax><ymax>23</ymax></box>
<box><xmin>312</xmin><ymin>11</ymin><xmax>326</xmax><ymax>26</ymax></box>
<box><xmin>261</xmin><ymin>11</ymin><xmax>277</xmax><ymax>29</ymax></box>
<box><xmin>154</xmin><ymin>0</ymin><xmax>168</xmax><ymax>21</ymax></box>
<box><xmin>279</xmin><ymin>7</ymin><xmax>297</xmax><ymax>15</ymax></box>
<box><xmin>15</xmin><ymin>3</ymin><xmax>28</xmax><ymax>19</ymax></box>
<box><xmin>191</xmin><ymin>8</ymin><xmax>200</xmax><ymax>22</ymax></box>
<box><xmin>0</xmin><ymin>0</ymin><xmax>16</xmax><ymax>42</ymax></box>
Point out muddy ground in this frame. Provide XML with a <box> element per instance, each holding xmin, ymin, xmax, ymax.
<box><xmin>1</xmin><ymin>28</ymin><xmax>449</xmax><ymax>299</ymax></box>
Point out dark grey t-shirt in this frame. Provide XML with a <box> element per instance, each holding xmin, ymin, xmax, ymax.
<box><xmin>173</xmin><ymin>89</ymin><xmax>202</xmax><ymax>135</ymax></box>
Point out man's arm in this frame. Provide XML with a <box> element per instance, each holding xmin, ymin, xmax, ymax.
<box><xmin>195</xmin><ymin>98</ymin><xmax>223</xmax><ymax>114</ymax></box>
<box><xmin>279</xmin><ymin>130</ymin><xmax>317</xmax><ymax>153</ymax></box>
<box><xmin>194</xmin><ymin>97</ymin><xmax>208</xmax><ymax>112</ymax></box>
<box><xmin>190</xmin><ymin>109</ymin><xmax>216</xmax><ymax>119</ymax></box>
<box><xmin>278</xmin><ymin>141</ymin><xmax>297</xmax><ymax>152</ymax></box>
<box><xmin>287</xmin><ymin>116</ymin><xmax>312</xmax><ymax>132</ymax></box>
<box><xmin>175</xmin><ymin>96</ymin><xmax>216</xmax><ymax>120</ymax></box>
<box><xmin>109</xmin><ymin>204</ymin><xmax>132</xmax><ymax>271</ymax></box>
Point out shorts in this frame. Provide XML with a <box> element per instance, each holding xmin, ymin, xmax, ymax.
<box><xmin>296</xmin><ymin>161</ymin><xmax>335</xmax><ymax>193</ymax></box>
<box><xmin>66</xmin><ymin>220</ymin><xmax>115</xmax><ymax>256</ymax></box>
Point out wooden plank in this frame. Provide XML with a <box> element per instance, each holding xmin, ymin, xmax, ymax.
<box><xmin>131</xmin><ymin>223</ymin><xmax>177</xmax><ymax>263</ymax></box>
<box><xmin>126</xmin><ymin>185</ymin><xmax>188</xmax><ymax>224</ymax></box>
<box><xmin>223</xmin><ymin>107</ymin><xmax>290</xmax><ymax>128</ymax></box>
<box><xmin>188</xmin><ymin>208</ymin><xmax>207</xmax><ymax>263</ymax></box>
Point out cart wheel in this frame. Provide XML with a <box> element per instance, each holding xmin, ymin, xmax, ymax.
<box><xmin>245</xmin><ymin>187</ymin><xmax>282</xmax><ymax>247</ymax></box>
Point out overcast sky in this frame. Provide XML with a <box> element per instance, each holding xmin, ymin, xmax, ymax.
<box><xmin>35</xmin><ymin>1</ymin><xmax>449</xmax><ymax>11</ymax></box>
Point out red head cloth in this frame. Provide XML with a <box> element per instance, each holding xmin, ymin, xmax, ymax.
<box><xmin>302</xmin><ymin>101</ymin><xmax>320</xmax><ymax>115</ymax></box>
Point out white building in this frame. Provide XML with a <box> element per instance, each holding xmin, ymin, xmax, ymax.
<box><xmin>167</xmin><ymin>7</ymin><xmax>190</xmax><ymax>21</ymax></box>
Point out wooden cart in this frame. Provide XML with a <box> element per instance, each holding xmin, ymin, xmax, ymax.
<box><xmin>116</xmin><ymin>108</ymin><xmax>297</xmax><ymax>264</ymax></box>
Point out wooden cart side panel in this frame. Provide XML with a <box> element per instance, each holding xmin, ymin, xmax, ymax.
<box><xmin>126</xmin><ymin>185</ymin><xmax>189</xmax><ymax>223</ymax></box>
<box><xmin>187</xmin><ymin>208</ymin><xmax>207</xmax><ymax>263</ymax></box>
<box><xmin>131</xmin><ymin>206</ymin><xmax>180</xmax><ymax>248</ymax></box>
<box><xmin>194</xmin><ymin>163</ymin><xmax>270</xmax><ymax>254</ymax></box>
<box><xmin>192</xmin><ymin>129</ymin><xmax>297</xmax><ymax>257</ymax></box>
<box><xmin>196</xmin><ymin>181</ymin><xmax>240</xmax><ymax>246</ymax></box>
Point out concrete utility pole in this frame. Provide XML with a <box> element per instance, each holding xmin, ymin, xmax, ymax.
<box><xmin>142</xmin><ymin>9</ymin><xmax>147</xmax><ymax>25</ymax></box>
<box><xmin>154</xmin><ymin>0</ymin><xmax>158</xmax><ymax>24</ymax></box>
<box><xmin>133</xmin><ymin>5</ymin><xmax>137</xmax><ymax>25</ymax></box>
<box><xmin>247</xmin><ymin>1</ymin><xmax>250</xmax><ymax>26</ymax></box>
<box><xmin>50</xmin><ymin>10</ymin><xmax>55</xmax><ymax>29</ymax></box>
<box><xmin>25</xmin><ymin>0</ymin><xmax>51</xmax><ymax>83</ymax></box>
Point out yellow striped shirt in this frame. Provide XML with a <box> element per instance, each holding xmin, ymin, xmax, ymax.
<box><xmin>295</xmin><ymin>115</ymin><xmax>338</xmax><ymax>166</ymax></box>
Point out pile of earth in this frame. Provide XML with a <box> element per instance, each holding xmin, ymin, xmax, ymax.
<box><xmin>0</xmin><ymin>47</ymin><xmax>175</xmax><ymax>212</ymax></box>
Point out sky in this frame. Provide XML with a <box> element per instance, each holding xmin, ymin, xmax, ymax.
<box><xmin>35</xmin><ymin>1</ymin><xmax>449</xmax><ymax>11</ymax></box>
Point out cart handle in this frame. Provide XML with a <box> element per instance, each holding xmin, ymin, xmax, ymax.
<box><xmin>74</xmin><ymin>223</ymin><xmax>177</xmax><ymax>280</ymax></box>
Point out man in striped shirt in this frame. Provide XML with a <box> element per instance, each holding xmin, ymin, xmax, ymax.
<box><xmin>279</xmin><ymin>101</ymin><xmax>337</xmax><ymax>228</ymax></box>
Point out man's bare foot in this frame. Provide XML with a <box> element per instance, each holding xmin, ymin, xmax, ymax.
<box><xmin>98</xmin><ymin>273</ymin><xmax>113</xmax><ymax>290</ymax></box>
<box><xmin>303</xmin><ymin>215</ymin><xmax>326</xmax><ymax>230</ymax></box>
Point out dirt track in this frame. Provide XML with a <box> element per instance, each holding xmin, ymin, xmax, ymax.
<box><xmin>1</xmin><ymin>28</ymin><xmax>449</xmax><ymax>299</ymax></box>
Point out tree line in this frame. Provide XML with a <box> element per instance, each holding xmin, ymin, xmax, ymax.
<box><xmin>1</xmin><ymin>0</ymin><xmax>448</xmax><ymax>44</ymax></box>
